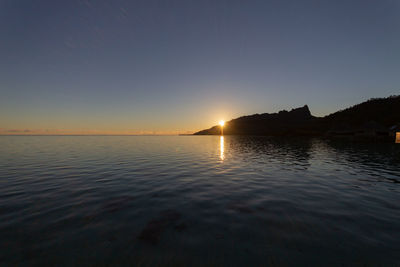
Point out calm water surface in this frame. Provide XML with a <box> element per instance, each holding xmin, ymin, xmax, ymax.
<box><xmin>0</xmin><ymin>136</ymin><xmax>399</xmax><ymax>266</ymax></box>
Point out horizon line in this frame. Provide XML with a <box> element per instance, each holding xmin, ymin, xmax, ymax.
<box><xmin>0</xmin><ymin>134</ymin><xmax>184</xmax><ymax>136</ymax></box>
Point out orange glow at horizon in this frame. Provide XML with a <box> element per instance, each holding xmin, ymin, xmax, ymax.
<box><xmin>0</xmin><ymin>128</ymin><xmax>193</xmax><ymax>136</ymax></box>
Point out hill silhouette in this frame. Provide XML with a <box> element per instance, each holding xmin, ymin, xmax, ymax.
<box><xmin>324</xmin><ymin>96</ymin><xmax>400</xmax><ymax>128</ymax></box>
<box><xmin>194</xmin><ymin>95</ymin><xmax>400</xmax><ymax>136</ymax></box>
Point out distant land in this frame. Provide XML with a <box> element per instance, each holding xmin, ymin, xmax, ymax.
<box><xmin>194</xmin><ymin>95</ymin><xmax>400</xmax><ymax>139</ymax></box>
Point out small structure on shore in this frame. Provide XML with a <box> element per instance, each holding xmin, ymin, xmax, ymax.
<box><xmin>389</xmin><ymin>124</ymin><xmax>400</xmax><ymax>143</ymax></box>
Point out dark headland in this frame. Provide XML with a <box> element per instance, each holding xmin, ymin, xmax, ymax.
<box><xmin>194</xmin><ymin>95</ymin><xmax>400</xmax><ymax>141</ymax></box>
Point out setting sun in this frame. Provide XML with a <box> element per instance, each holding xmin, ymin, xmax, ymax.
<box><xmin>219</xmin><ymin>120</ymin><xmax>225</xmax><ymax>127</ymax></box>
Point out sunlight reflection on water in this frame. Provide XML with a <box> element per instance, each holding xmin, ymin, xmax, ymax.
<box><xmin>220</xmin><ymin>136</ymin><xmax>224</xmax><ymax>160</ymax></box>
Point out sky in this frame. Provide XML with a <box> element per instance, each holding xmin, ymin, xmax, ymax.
<box><xmin>1</xmin><ymin>0</ymin><xmax>400</xmax><ymax>135</ymax></box>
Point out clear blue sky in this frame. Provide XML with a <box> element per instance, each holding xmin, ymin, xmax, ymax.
<box><xmin>1</xmin><ymin>0</ymin><xmax>399</xmax><ymax>134</ymax></box>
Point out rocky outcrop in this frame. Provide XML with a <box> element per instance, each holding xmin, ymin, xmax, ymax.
<box><xmin>193</xmin><ymin>96</ymin><xmax>400</xmax><ymax>136</ymax></box>
<box><xmin>194</xmin><ymin>105</ymin><xmax>319</xmax><ymax>136</ymax></box>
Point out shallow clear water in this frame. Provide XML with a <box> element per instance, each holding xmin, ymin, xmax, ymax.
<box><xmin>0</xmin><ymin>136</ymin><xmax>399</xmax><ymax>266</ymax></box>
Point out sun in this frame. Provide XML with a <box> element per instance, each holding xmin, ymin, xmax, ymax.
<box><xmin>219</xmin><ymin>120</ymin><xmax>225</xmax><ymax>127</ymax></box>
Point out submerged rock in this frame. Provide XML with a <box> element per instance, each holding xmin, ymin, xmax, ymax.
<box><xmin>137</xmin><ymin>209</ymin><xmax>182</xmax><ymax>245</ymax></box>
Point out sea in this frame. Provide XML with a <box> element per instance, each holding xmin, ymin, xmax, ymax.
<box><xmin>0</xmin><ymin>136</ymin><xmax>399</xmax><ymax>266</ymax></box>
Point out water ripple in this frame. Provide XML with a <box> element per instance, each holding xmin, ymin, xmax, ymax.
<box><xmin>0</xmin><ymin>136</ymin><xmax>399</xmax><ymax>265</ymax></box>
